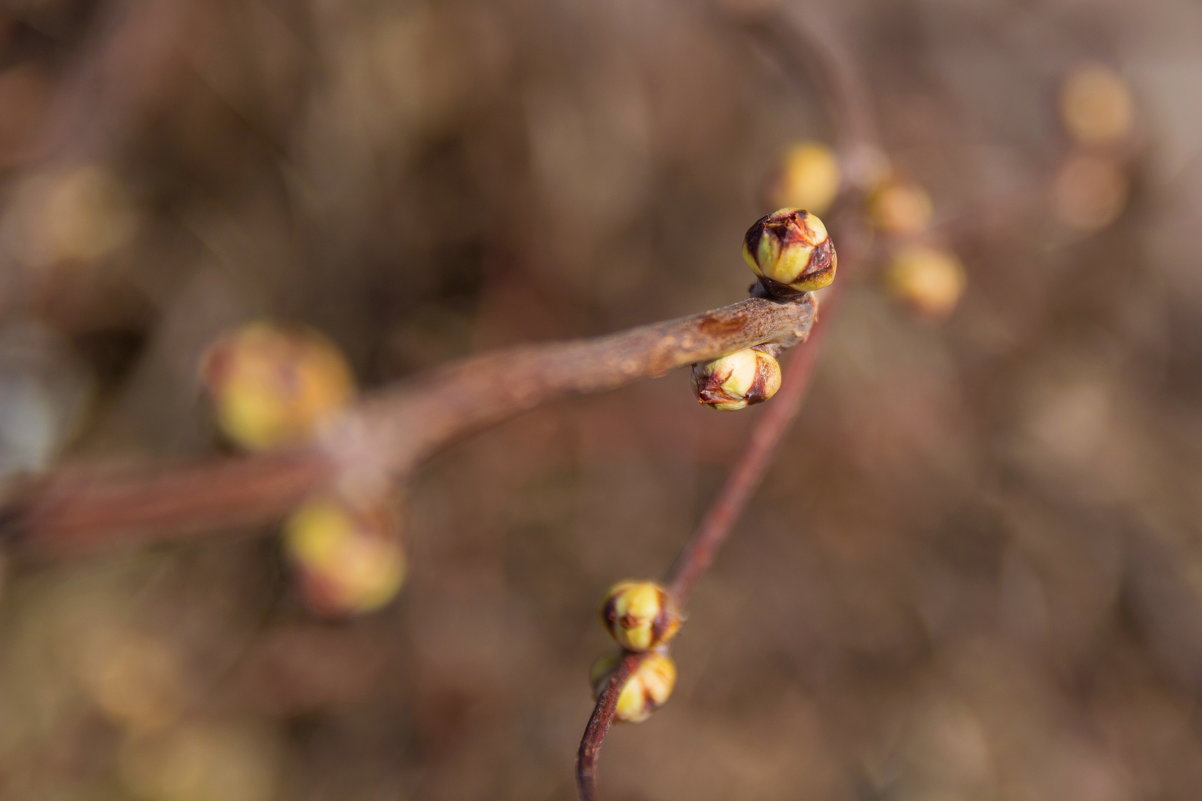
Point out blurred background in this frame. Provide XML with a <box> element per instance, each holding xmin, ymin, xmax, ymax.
<box><xmin>2</xmin><ymin>0</ymin><xmax>1201</xmax><ymax>799</ymax></box>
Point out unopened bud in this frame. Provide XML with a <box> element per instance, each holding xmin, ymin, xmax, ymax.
<box><xmin>884</xmin><ymin>244</ymin><xmax>966</xmax><ymax>319</ymax></box>
<box><xmin>284</xmin><ymin>492</ymin><xmax>406</xmax><ymax>616</ymax></box>
<box><xmin>199</xmin><ymin>322</ymin><xmax>355</xmax><ymax>451</ymax></box>
<box><xmin>742</xmin><ymin>208</ymin><xmax>837</xmax><ymax>294</ymax></box>
<box><xmin>769</xmin><ymin>142</ymin><xmax>841</xmax><ymax>216</ymax></box>
<box><xmin>600</xmin><ymin>580</ymin><xmax>682</xmax><ymax>652</ymax></box>
<box><xmin>692</xmin><ymin>347</ymin><xmax>782</xmax><ymax>411</ymax></box>
<box><xmin>590</xmin><ymin>651</ymin><xmax>677</xmax><ymax>724</ymax></box>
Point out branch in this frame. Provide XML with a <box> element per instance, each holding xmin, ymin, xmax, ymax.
<box><xmin>573</xmin><ymin>306</ymin><xmax>833</xmax><ymax>801</ymax></box>
<box><xmin>665</xmin><ymin>314</ymin><xmax>829</xmax><ymax>606</ymax></box>
<box><xmin>2</xmin><ymin>294</ymin><xmax>817</xmax><ymax>558</ymax></box>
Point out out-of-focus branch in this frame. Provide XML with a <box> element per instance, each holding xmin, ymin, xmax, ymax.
<box><xmin>733</xmin><ymin>5</ymin><xmax>882</xmax><ymax>188</ymax></box>
<box><xmin>2</xmin><ymin>294</ymin><xmax>817</xmax><ymax>558</ymax></box>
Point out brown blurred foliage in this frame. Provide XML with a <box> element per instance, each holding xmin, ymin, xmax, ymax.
<box><xmin>2</xmin><ymin>0</ymin><xmax>1201</xmax><ymax>799</ymax></box>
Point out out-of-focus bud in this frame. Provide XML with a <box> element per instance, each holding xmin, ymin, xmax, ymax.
<box><xmin>883</xmin><ymin>244</ymin><xmax>966</xmax><ymax>320</ymax></box>
<box><xmin>18</xmin><ymin>163</ymin><xmax>140</xmax><ymax>266</ymax></box>
<box><xmin>1052</xmin><ymin>152</ymin><xmax>1129</xmax><ymax>231</ymax></box>
<box><xmin>692</xmin><ymin>347</ymin><xmax>782</xmax><ymax>411</ymax></box>
<box><xmin>1059</xmin><ymin>64</ymin><xmax>1133</xmax><ymax>148</ymax></box>
<box><xmin>199</xmin><ymin>323</ymin><xmax>355</xmax><ymax>451</ymax></box>
<box><xmin>283</xmin><ymin>493</ymin><xmax>406</xmax><ymax>616</ymax></box>
<box><xmin>600</xmin><ymin>580</ymin><xmax>682</xmax><ymax>652</ymax></box>
<box><xmin>866</xmin><ymin>174</ymin><xmax>933</xmax><ymax>236</ymax></box>
<box><xmin>590</xmin><ymin>651</ymin><xmax>677</xmax><ymax>724</ymax></box>
<box><xmin>769</xmin><ymin>142</ymin><xmax>841</xmax><ymax>216</ymax></box>
<box><xmin>742</xmin><ymin>208</ymin><xmax>837</xmax><ymax>294</ymax></box>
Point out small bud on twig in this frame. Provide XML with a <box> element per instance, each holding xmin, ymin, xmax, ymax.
<box><xmin>199</xmin><ymin>323</ymin><xmax>355</xmax><ymax>452</ymax></box>
<box><xmin>283</xmin><ymin>492</ymin><xmax>406</xmax><ymax>616</ymax></box>
<box><xmin>742</xmin><ymin>208</ymin><xmax>837</xmax><ymax>295</ymax></box>
<box><xmin>589</xmin><ymin>651</ymin><xmax>677</xmax><ymax>724</ymax></box>
<box><xmin>600</xmin><ymin>580</ymin><xmax>682</xmax><ymax>652</ymax></box>
<box><xmin>691</xmin><ymin>346</ymin><xmax>782</xmax><ymax>411</ymax></box>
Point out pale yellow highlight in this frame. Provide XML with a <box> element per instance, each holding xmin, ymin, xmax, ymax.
<box><xmin>773</xmin><ymin>142</ymin><xmax>841</xmax><ymax>216</ymax></box>
<box><xmin>1060</xmin><ymin>64</ymin><xmax>1134</xmax><ymax>148</ymax></box>
<box><xmin>867</xmin><ymin>177</ymin><xmax>933</xmax><ymax>236</ymax></box>
<box><xmin>884</xmin><ymin>245</ymin><xmax>966</xmax><ymax>320</ymax></box>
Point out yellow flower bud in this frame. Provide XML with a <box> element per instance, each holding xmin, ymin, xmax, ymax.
<box><xmin>742</xmin><ymin>208</ymin><xmax>837</xmax><ymax>294</ymax></box>
<box><xmin>590</xmin><ymin>652</ymin><xmax>677</xmax><ymax>724</ymax></box>
<box><xmin>284</xmin><ymin>493</ymin><xmax>406</xmax><ymax>616</ymax></box>
<box><xmin>866</xmin><ymin>174</ymin><xmax>933</xmax><ymax>236</ymax></box>
<box><xmin>1059</xmin><ymin>64</ymin><xmax>1133</xmax><ymax>148</ymax></box>
<box><xmin>770</xmin><ymin>142</ymin><xmax>842</xmax><ymax>216</ymax></box>
<box><xmin>692</xmin><ymin>347</ymin><xmax>782</xmax><ymax>411</ymax></box>
<box><xmin>599</xmin><ymin>580</ymin><xmax>682</xmax><ymax>652</ymax></box>
<box><xmin>199</xmin><ymin>322</ymin><xmax>355</xmax><ymax>451</ymax></box>
<box><xmin>883</xmin><ymin>244</ymin><xmax>966</xmax><ymax>320</ymax></box>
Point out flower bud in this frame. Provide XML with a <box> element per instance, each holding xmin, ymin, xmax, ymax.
<box><xmin>883</xmin><ymin>244</ymin><xmax>966</xmax><ymax>320</ymax></box>
<box><xmin>742</xmin><ymin>208</ymin><xmax>837</xmax><ymax>294</ymax></box>
<box><xmin>769</xmin><ymin>142</ymin><xmax>841</xmax><ymax>216</ymax></box>
<box><xmin>692</xmin><ymin>347</ymin><xmax>782</xmax><ymax>411</ymax></box>
<box><xmin>199</xmin><ymin>322</ymin><xmax>355</xmax><ymax>451</ymax></box>
<box><xmin>866</xmin><ymin>174</ymin><xmax>932</xmax><ymax>236</ymax></box>
<box><xmin>284</xmin><ymin>492</ymin><xmax>406</xmax><ymax>616</ymax></box>
<box><xmin>590</xmin><ymin>651</ymin><xmax>677</xmax><ymax>724</ymax></box>
<box><xmin>599</xmin><ymin>580</ymin><xmax>682</xmax><ymax>652</ymax></box>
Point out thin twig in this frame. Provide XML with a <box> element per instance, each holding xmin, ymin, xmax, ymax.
<box><xmin>573</xmin><ymin>304</ymin><xmax>833</xmax><ymax>801</ymax></box>
<box><xmin>573</xmin><ymin>232</ymin><xmax>858</xmax><ymax>801</ymax></box>
<box><xmin>666</xmin><ymin>315</ymin><xmax>830</xmax><ymax>605</ymax></box>
<box><xmin>574</xmin><ymin>6</ymin><xmax>879</xmax><ymax>793</ymax></box>
<box><xmin>576</xmin><ymin>651</ymin><xmax>645</xmax><ymax>801</ymax></box>
<box><xmin>2</xmin><ymin>295</ymin><xmax>817</xmax><ymax>557</ymax></box>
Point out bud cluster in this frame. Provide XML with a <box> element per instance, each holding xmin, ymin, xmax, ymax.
<box><xmin>590</xmin><ymin>580</ymin><xmax>683</xmax><ymax>724</ymax></box>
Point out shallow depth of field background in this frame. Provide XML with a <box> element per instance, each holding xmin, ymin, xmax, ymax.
<box><xmin>2</xmin><ymin>1</ymin><xmax>1201</xmax><ymax>799</ymax></box>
